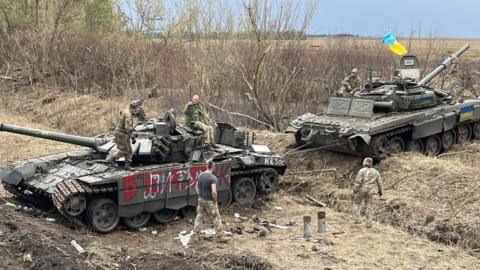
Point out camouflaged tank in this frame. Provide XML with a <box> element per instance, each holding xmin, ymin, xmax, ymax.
<box><xmin>0</xmin><ymin>111</ymin><xmax>286</xmax><ymax>233</ymax></box>
<box><xmin>287</xmin><ymin>45</ymin><xmax>480</xmax><ymax>159</ymax></box>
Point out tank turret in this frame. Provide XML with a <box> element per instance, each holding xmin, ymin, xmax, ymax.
<box><xmin>358</xmin><ymin>45</ymin><xmax>470</xmax><ymax>113</ymax></box>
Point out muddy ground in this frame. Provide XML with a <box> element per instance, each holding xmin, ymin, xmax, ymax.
<box><xmin>1</xmin><ymin>111</ymin><xmax>480</xmax><ymax>269</ymax></box>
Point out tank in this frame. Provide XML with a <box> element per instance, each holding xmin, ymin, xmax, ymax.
<box><xmin>0</xmin><ymin>111</ymin><xmax>286</xmax><ymax>233</ymax></box>
<box><xmin>287</xmin><ymin>45</ymin><xmax>480</xmax><ymax>159</ymax></box>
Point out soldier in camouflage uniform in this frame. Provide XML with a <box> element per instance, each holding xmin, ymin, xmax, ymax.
<box><xmin>133</xmin><ymin>100</ymin><xmax>147</xmax><ymax>124</ymax></box>
<box><xmin>352</xmin><ymin>157</ymin><xmax>383</xmax><ymax>228</ymax></box>
<box><xmin>107</xmin><ymin>101</ymin><xmax>141</xmax><ymax>169</ymax></box>
<box><xmin>193</xmin><ymin>161</ymin><xmax>226</xmax><ymax>241</ymax></box>
<box><xmin>184</xmin><ymin>95</ymin><xmax>215</xmax><ymax>146</ymax></box>
<box><xmin>337</xmin><ymin>68</ymin><xmax>361</xmax><ymax>97</ymax></box>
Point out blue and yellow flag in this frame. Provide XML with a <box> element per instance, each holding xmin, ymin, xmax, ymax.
<box><xmin>460</xmin><ymin>105</ymin><xmax>474</xmax><ymax>122</ymax></box>
<box><xmin>381</xmin><ymin>32</ymin><xmax>408</xmax><ymax>56</ymax></box>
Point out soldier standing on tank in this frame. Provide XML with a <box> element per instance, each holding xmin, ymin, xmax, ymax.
<box><xmin>106</xmin><ymin>101</ymin><xmax>140</xmax><ymax>169</ymax></box>
<box><xmin>184</xmin><ymin>95</ymin><xmax>216</xmax><ymax>147</ymax></box>
<box><xmin>193</xmin><ymin>161</ymin><xmax>227</xmax><ymax>242</ymax></box>
<box><xmin>352</xmin><ymin>157</ymin><xmax>383</xmax><ymax>228</ymax></box>
<box><xmin>337</xmin><ymin>68</ymin><xmax>361</xmax><ymax>97</ymax></box>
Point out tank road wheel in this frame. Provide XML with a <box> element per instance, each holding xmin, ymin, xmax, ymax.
<box><xmin>458</xmin><ymin>124</ymin><xmax>472</xmax><ymax>144</ymax></box>
<box><xmin>180</xmin><ymin>206</ymin><xmax>197</xmax><ymax>219</ymax></box>
<box><xmin>407</xmin><ymin>139</ymin><xmax>424</xmax><ymax>153</ymax></box>
<box><xmin>63</xmin><ymin>194</ymin><xmax>87</xmax><ymax>216</ymax></box>
<box><xmin>387</xmin><ymin>137</ymin><xmax>405</xmax><ymax>155</ymax></box>
<box><xmin>86</xmin><ymin>198</ymin><xmax>120</xmax><ymax>233</ymax></box>
<box><xmin>441</xmin><ymin>130</ymin><xmax>456</xmax><ymax>151</ymax></box>
<box><xmin>370</xmin><ymin>135</ymin><xmax>389</xmax><ymax>159</ymax></box>
<box><xmin>218</xmin><ymin>189</ymin><xmax>233</xmax><ymax>211</ymax></box>
<box><xmin>257</xmin><ymin>170</ymin><xmax>279</xmax><ymax>195</ymax></box>
<box><xmin>152</xmin><ymin>209</ymin><xmax>178</xmax><ymax>224</ymax></box>
<box><xmin>122</xmin><ymin>212</ymin><xmax>151</xmax><ymax>229</ymax></box>
<box><xmin>232</xmin><ymin>177</ymin><xmax>257</xmax><ymax>205</ymax></box>
<box><xmin>472</xmin><ymin>122</ymin><xmax>480</xmax><ymax>139</ymax></box>
<box><xmin>424</xmin><ymin>135</ymin><xmax>442</xmax><ymax>156</ymax></box>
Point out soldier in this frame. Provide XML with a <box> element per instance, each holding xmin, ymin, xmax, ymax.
<box><xmin>133</xmin><ymin>99</ymin><xmax>147</xmax><ymax>124</ymax></box>
<box><xmin>183</xmin><ymin>95</ymin><xmax>216</xmax><ymax>147</ymax></box>
<box><xmin>193</xmin><ymin>161</ymin><xmax>227</xmax><ymax>241</ymax></box>
<box><xmin>338</xmin><ymin>68</ymin><xmax>361</xmax><ymax>97</ymax></box>
<box><xmin>107</xmin><ymin>101</ymin><xmax>140</xmax><ymax>169</ymax></box>
<box><xmin>352</xmin><ymin>157</ymin><xmax>383</xmax><ymax>228</ymax></box>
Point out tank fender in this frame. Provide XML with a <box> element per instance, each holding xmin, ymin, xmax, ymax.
<box><xmin>348</xmin><ymin>134</ymin><xmax>371</xmax><ymax>145</ymax></box>
<box><xmin>443</xmin><ymin>111</ymin><xmax>457</xmax><ymax>131</ymax></box>
<box><xmin>285</xmin><ymin>125</ymin><xmax>299</xmax><ymax>133</ymax></box>
<box><xmin>412</xmin><ymin>117</ymin><xmax>443</xmax><ymax>139</ymax></box>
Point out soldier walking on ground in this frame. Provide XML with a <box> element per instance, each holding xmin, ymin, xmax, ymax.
<box><xmin>107</xmin><ymin>101</ymin><xmax>141</xmax><ymax>169</ymax></box>
<box><xmin>193</xmin><ymin>161</ymin><xmax>227</xmax><ymax>242</ymax></box>
<box><xmin>352</xmin><ymin>157</ymin><xmax>383</xmax><ymax>228</ymax></box>
<box><xmin>337</xmin><ymin>68</ymin><xmax>361</xmax><ymax>97</ymax></box>
<box><xmin>183</xmin><ymin>94</ymin><xmax>216</xmax><ymax>147</ymax></box>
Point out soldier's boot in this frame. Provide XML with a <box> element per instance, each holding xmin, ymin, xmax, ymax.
<box><xmin>105</xmin><ymin>155</ymin><xmax>118</xmax><ymax>167</ymax></box>
<box><xmin>124</xmin><ymin>160</ymin><xmax>133</xmax><ymax>170</ymax></box>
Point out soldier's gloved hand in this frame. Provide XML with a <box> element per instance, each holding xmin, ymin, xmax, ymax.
<box><xmin>131</xmin><ymin>137</ymin><xmax>136</xmax><ymax>144</ymax></box>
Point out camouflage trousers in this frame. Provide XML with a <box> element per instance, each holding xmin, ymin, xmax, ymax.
<box><xmin>336</xmin><ymin>86</ymin><xmax>357</xmax><ymax>97</ymax></box>
<box><xmin>193</xmin><ymin>198</ymin><xmax>223</xmax><ymax>235</ymax></box>
<box><xmin>113</xmin><ymin>133</ymin><xmax>132</xmax><ymax>161</ymax></box>
<box><xmin>353</xmin><ymin>191</ymin><xmax>374</xmax><ymax>225</ymax></box>
<box><xmin>193</xmin><ymin>121</ymin><xmax>214</xmax><ymax>144</ymax></box>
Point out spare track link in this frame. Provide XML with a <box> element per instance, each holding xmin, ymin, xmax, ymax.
<box><xmin>52</xmin><ymin>179</ymin><xmax>116</xmax><ymax>215</ymax></box>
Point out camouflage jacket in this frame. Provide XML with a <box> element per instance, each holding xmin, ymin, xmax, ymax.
<box><xmin>115</xmin><ymin>107</ymin><xmax>134</xmax><ymax>136</ymax></box>
<box><xmin>341</xmin><ymin>74</ymin><xmax>361</xmax><ymax>90</ymax></box>
<box><xmin>183</xmin><ymin>103</ymin><xmax>211</xmax><ymax>126</ymax></box>
<box><xmin>353</xmin><ymin>167</ymin><xmax>383</xmax><ymax>195</ymax></box>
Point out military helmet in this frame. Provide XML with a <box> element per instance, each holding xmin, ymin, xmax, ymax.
<box><xmin>129</xmin><ymin>100</ymin><xmax>140</xmax><ymax>109</ymax></box>
<box><xmin>351</xmin><ymin>68</ymin><xmax>358</xmax><ymax>74</ymax></box>
<box><xmin>363</xmin><ymin>157</ymin><xmax>373</xmax><ymax>165</ymax></box>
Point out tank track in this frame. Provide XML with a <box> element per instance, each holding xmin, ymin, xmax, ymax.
<box><xmin>52</xmin><ymin>180</ymin><xmax>116</xmax><ymax>215</ymax></box>
<box><xmin>231</xmin><ymin>167</ymin><xmax>280</xmax><ymax>195</ymax></box>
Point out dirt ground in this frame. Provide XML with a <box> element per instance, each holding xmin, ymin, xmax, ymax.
<box><xmin>1</xmin><ymin>111</ymin><xmax>480</xmax><ymax>269</ymax></box>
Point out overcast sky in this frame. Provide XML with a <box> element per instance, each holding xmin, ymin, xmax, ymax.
<box><xmin>312</xmin><ymin>0</ymin><xmax>480</xmax><ymax>38</ymax></box>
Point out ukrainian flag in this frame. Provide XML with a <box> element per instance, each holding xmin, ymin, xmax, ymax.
<box><xmin>460</xmin><ymin>105</ymin><xmax>474</xmax><ymax>122</ymax></box>
<box><xmin>381</xmin><ymin>32</ymin><xmax>408</xmax><ymax>56</ymax></box>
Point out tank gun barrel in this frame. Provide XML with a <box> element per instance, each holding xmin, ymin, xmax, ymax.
<box><xmin>0</xmin><ymin>123</ymin><xmax>107</xmax><ymax>148</ymax></box>
<box><xmin>418</xmin><ymin>44</ymin><xmax>470</xmax><ymax>86</ymax></box>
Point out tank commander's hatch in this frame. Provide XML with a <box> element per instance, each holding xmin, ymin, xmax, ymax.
<box><xmin>398</xmin><ymin>55</ymin><xmax>420</xmax><ymax>81</ymax></box>
<box><xmin>327</xmin><ymin>97</ymin><xmax>374</xmax><ymax>118</ymax></box>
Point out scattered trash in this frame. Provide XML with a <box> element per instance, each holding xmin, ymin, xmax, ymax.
<box><xmin>233</xmin><ymin>213</ymin><xmax>249</xmax><ymax>221</ymax></box>
<box><xmin>175</xmin><ymin>231</ymin><xmax>194</xmax><ymax>248</ymax></box>
<box><xmin>4</xmin><ymin>202</ymin><xmax>16</xmax><ymax>209</ymax></box>
<box><xmin>137</xmin><ymin>227</ymin><xmax>147</xmax><ymax>232</ymax></box>
<box><xmin>274</xmin><ymin>206</ymin><xmax>283</xmax><ymax>211</ymax></box>
<box><xmin>151</xmin><ymin>230</ymin><xmax>158</xmax><ymax>235</ymax></box>
<box><xmin>45</xmin><ymin>218</ymin><xmax>56</xmax><ymax>223</ymax></box>
<box><xmin>71</xmin><ymin>240</ymin><xmax>85</xmax><ymax>254</ymax></box>
<box><xmin>268</xmin><ymin>223</ymin><xmax>290</xmax><ymax>229</ymax></box>
<box><xmin>23</xmin><ymin>252</ymin><xmax>33</xmax><ymax>262</ymax></box>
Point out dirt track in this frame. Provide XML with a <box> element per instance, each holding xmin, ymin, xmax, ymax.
<box><xmin>1</xmin><ymin>111</ymin><xmax>480</xmax><ymax>269</ymax></box>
